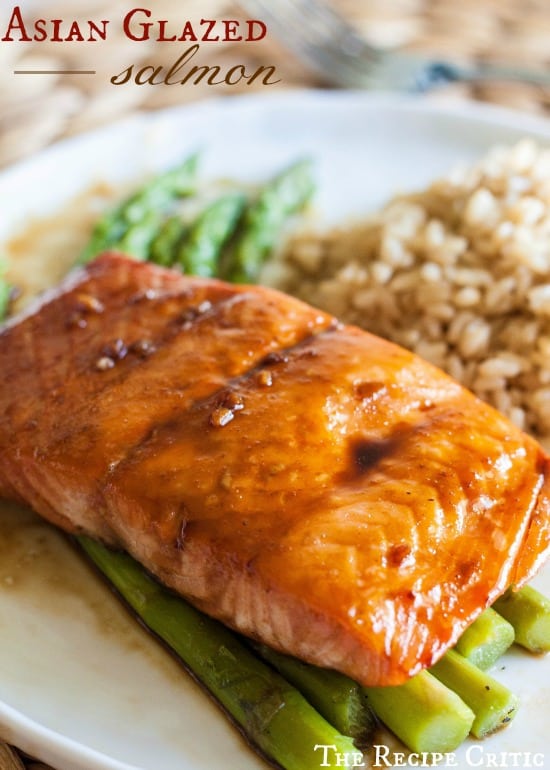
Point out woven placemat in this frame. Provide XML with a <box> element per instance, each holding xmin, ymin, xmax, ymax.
<box><xmin>1</xmin><ymin>0</ymin><xmax>550</xmax><ymax>767</ymax></box>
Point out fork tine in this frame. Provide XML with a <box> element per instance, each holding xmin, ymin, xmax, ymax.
<box><xmin>241</xmin><ymin>0</ymin><xmax>303</xmax><ymax>30</ymax></box>
<box><xmin>240</xmin><ymin>0</ymin><xmax>303</xmax><ymax>46</ymax></box>
<box><xmin>292</xmin><ymin>0</ymin><xmax>373</xmax><ymax>50</ymax></box>
<box><xmin>288</xmin><ymin>0</ymin><xmax>380</xmax><ymax>61</ymax></box>
<box><xmin>239</xmin><ymin>0</ymin><xmax>381</xmax><ymax>87</ymax></box>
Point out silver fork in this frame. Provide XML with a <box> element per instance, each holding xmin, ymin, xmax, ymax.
<box><xmin>241</xmin><ymin>0</ymin><xmax>550</xmax><ymax>91</ymax></box>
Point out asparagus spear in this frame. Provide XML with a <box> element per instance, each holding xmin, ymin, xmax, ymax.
<box><xmin>149</xmin><ymin>216</ymin><xmax>186</xmax><ymax>267</ymax></box>
<box><xmin>78</xmin><ymin>537</ymin><xmax>360</xmax><ymax>770</ymax></box>
<box><xmin>0</xmin><ymin>262</ymin><xmax>11</xmax><ymax>321</ymax></box>
<box><xmin>228</xmin><ymin>159</ymin><xmax>315</xmax><ymax>284</ymax></box>
<box><xmin>493</xmin><ymin>585</ymin><xmax>550</xmax><ymax>653</ymax></box>
<box><xmin>78</xmin><ymin>153</ymin><xmax>199</xmax><ymax>264</ymax></box>
<box><xmin>178</xmin><ymin>193</ymin><xmax>246</xmax><ymax>277</ymax></box>
<box><xmin>363</xmin><ymin>670</ymin><xmax>474</xmax><ymax>753</ymax></box>
<box><xmin>252</xmin><ymin>643</ymin><xmax>375</xmax><ymax>743</ymax></box>
<box><xmin>454</xmin><ymin>608</ymin><xmax>515</xmax><ymax>670</ymax></box>
<box><xmin>429</xmin><ymin>649</ymin><xmax>519</xmax><ymax>738</ymax></box>
<box><xmin>110</xmin><ymin>211</ymin><xmax>163</xmax><ymax>260</ymax></box>
<box><xmin>122</xmin><ymin>152</ymin><xmax>200</xmax><ymax>222</ymax></box>
<box><xmin>77</xmin><ymin>529</ymin><xmax>522</xmax><ymax>756</ymax></box>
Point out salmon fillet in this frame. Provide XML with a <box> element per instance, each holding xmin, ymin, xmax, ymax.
<box><xmin>0</xmin><ymin>252</ymin><xmax>549</xmax><ymax>686</ymax></box>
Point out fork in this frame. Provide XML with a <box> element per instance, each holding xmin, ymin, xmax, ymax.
<box><xmin>241</xmin><ymin>0</ymin><xmax>550</xmax><ymax>91</ymax></box>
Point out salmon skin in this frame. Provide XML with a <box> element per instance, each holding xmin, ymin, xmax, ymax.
<box><xmin>0</xmin><ymin>252</ymin><xmax>549</xmax><ymax>686</ymax></box>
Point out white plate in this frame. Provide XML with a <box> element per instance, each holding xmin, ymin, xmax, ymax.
<box><xmin>1</xmin><ymin>91</ymin><xmax>550</xmax><ymax>770</ymax></box>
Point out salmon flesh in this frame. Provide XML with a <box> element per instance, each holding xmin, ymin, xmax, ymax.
<box><xmin>0</xmin><ymin>252</ymin><xmax>549</xmax><ymax>686</ymax></box>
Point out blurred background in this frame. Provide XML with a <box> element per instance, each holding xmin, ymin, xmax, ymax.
<box><xmin>1</xmin><ymin>0</ymin><xmax>550</xmax><ymax>168</ymax></box>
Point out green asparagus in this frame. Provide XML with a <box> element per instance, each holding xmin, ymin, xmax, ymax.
<box><xmin>0</xmin><ymin>261</ymin><xmax>11</xmax><ymax>321</ymax></box>
<box><xmin>493</xmin><ymin>585</ymin><xmax>550</xmax><ymax>653</ymax></box>
<box><xmin>252</xmin><ymin>643</ymin><xmax>375</xmax><ymax>743</ymax></box>
<box><xmin>78</xmin><ymin>153</ymin><xmax>199</xmax><ymax>264</ymax></box>
<box><xmin>228</xmin><ymin>159</ymin><xmax>315</xmax><ymax>284</ymax></box>
<box><xmin>430</xmin><ymin>649</ymin><xmax>518</xmax><ymax>738</ymax></box>
<box><xmin>79</xmin><ymin>537</ymin><xmax>359</xmax><ymax>770</ymax></box>
<box><xmin>454</xmin><ymin>608</ymin><xmax>515</xmax><ymax>670</ymax></box>
<box><xmin>122</xmin><ymin>153</ymin><xmax>200</xmax><ymax>222</ymax></box>
<box><xmin>178</xmin><ymin>193</ymin><xmax>246</xmax><ymax>277</ymax></box>
<box><xmin>149</xmin><ymin>216</ymin><xmax>186</xmax><ymax>266</ymax></box>
<box><xmin>363</xmin><ymin>670</ymin><xmax>474</xmax><ymax>753</ymax></box>
<box><xmin>110</xmin><ymin>211</ymin><xmax>163</xmax><ymax>260</ymax></box>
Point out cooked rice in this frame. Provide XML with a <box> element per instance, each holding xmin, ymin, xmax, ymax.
<box><xmin>263</xmin><ymin>139</ymin><xmax>550</xmax><ymax>449</ymax></box>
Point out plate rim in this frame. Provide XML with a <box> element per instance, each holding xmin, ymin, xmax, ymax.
<box><xmin>3</xmin><ymin>87</ymin><xmax>550</xmax><ymax>179</ymax></box>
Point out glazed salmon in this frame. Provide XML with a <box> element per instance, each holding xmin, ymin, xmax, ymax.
<box><xmin>0</xmin><ymin>252</ymin><xmax>549</xmax><ymax>686</ymax></box>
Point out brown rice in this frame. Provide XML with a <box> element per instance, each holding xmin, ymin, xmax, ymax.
<box><xmin>264</xmin><ymin>139</ymin><xmax>550</xmax><ymax>449</ymax></box>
